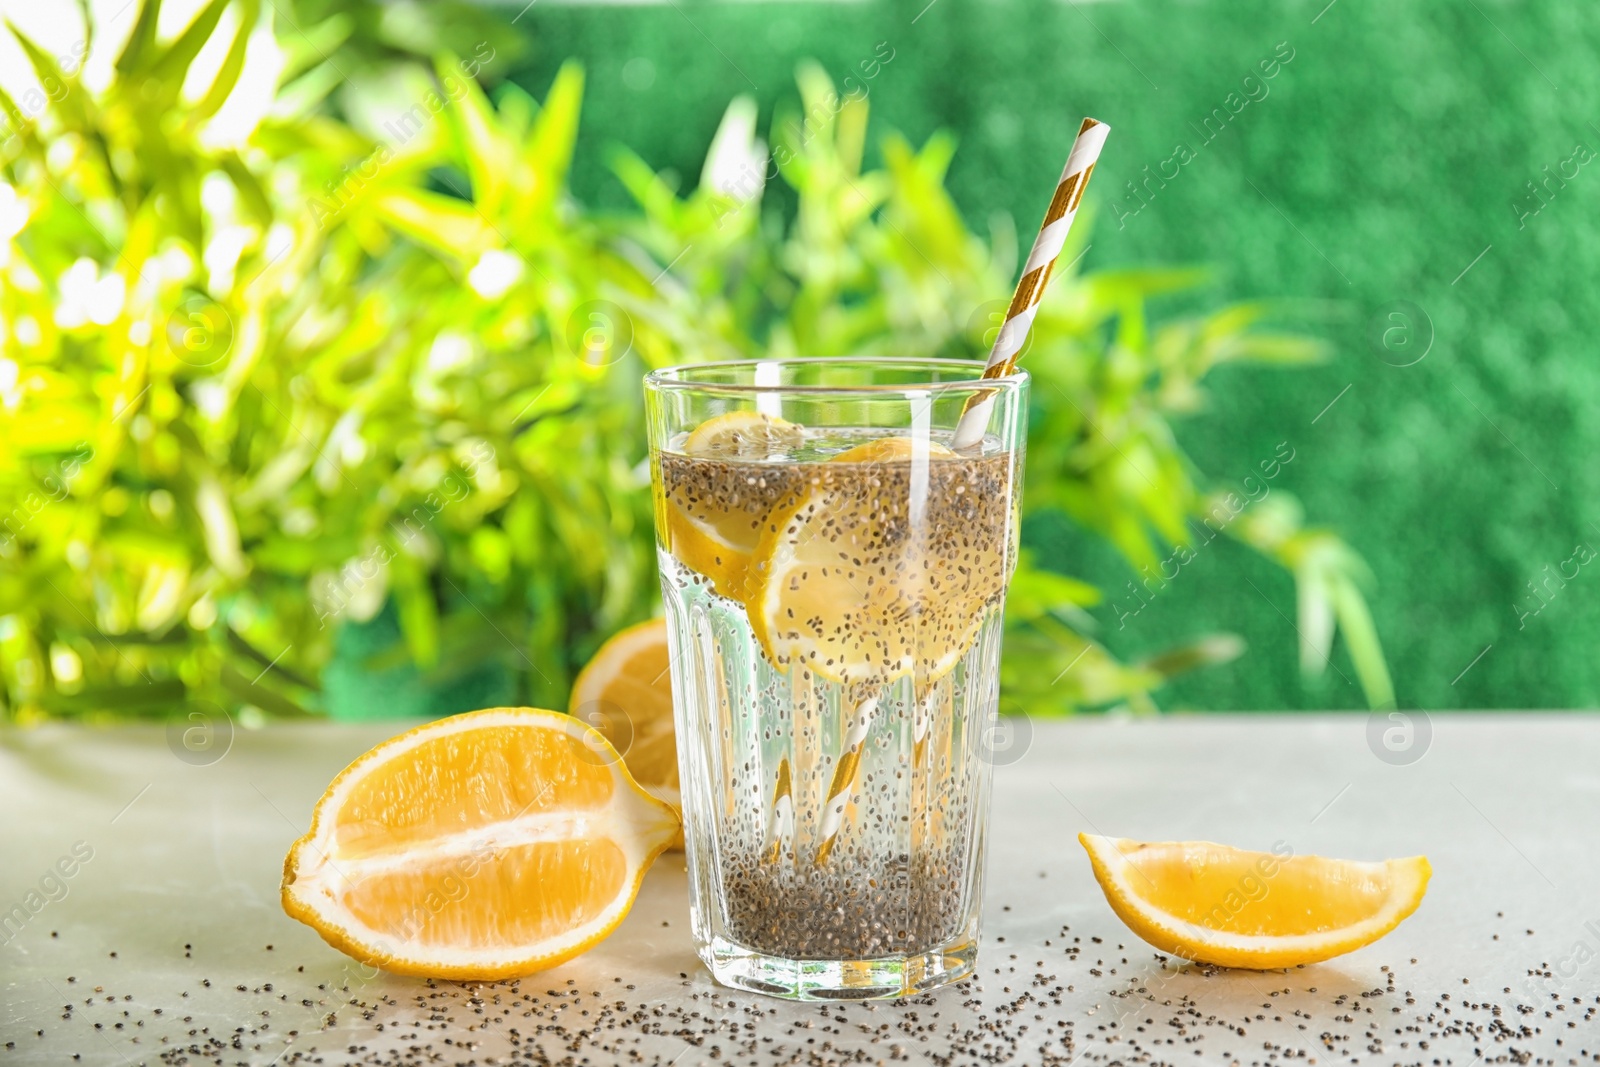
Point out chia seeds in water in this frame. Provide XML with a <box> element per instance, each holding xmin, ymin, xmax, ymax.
<box><xmin>656</xmin><ymin>428</ymin><xmax>1017</xmax><ymax>964</ymax></box>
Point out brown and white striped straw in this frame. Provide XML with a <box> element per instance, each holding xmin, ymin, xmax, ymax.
<box><xmin>802</xmin><ymin>120</ymin><xmax>1109</xmax><ymax>866</ymax></box>
<box><xmin>812</xmin><ymin>693</ymin><xmax>879</xmax><ymax>867</ymax></box>
<box><xmin>764</xmin><ymin>756</ymin><xmax>794</xmax><ymax>863</ymax></box>
<box><xmin>952</xmin><ymin>117</ymin><xmax>1110</xmax><ymax>450</ymax></box>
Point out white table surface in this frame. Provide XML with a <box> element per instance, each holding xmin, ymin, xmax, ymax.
<box><xmin>2</xmin><ymin>714</ymin><xmax>1597</xmax><ymax>1066</ymax></box>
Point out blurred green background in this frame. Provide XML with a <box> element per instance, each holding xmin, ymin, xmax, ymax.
<box><xmin>508</xmin><ymin>0</ymin><xmax>1599</xmax><ymax>710</ymax></box>
<box><xmin>1</xmin><ymin>0</ymin><xmax>1591</xmax><ymax>720</ymax></box>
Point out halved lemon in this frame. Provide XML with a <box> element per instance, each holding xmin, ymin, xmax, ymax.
<box><xmin>745</xmin><ymin>436</ymin><xmax>1009</xmax><ymax>683</ymax></box>
<box><xmin>1080</xmin><ymin>833</ymin><xmax>1430</xmax><ymax>970</ymax></box>
<box><xmin>282</xmin><ymin>708</ymin><xmax>679</xmax><ymax>980</ymax></box>
<box><xmin>661</xmin><ymin>411</ymin><xmax>805</xmax><ymax>600</ymax></box>
<box><xmin>569</xmin><ymin>618</ymin><xmax>682</xmax><ymax>847</ymax></box>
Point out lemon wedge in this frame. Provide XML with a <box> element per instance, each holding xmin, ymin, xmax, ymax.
<box><xmin>1080</xmin><ymin>833</ymin><xmax>1430</xmax><ymax>970</ymax></box>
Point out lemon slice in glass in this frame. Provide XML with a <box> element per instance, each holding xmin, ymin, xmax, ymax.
<box><xmin>745</xmin><ymin>436</ymin><xmax>1009</xmax><ymax>684</ymax></box>
<box><xmin>661</xmin><ymin>412</ymin><xmax>804</xmax><ymax>600</ymax></box>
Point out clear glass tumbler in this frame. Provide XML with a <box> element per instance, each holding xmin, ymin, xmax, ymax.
<box><xmin>644</xmin><ymin>358</ymin><xmax>1027</xmax><ymax>1000</ymax></box>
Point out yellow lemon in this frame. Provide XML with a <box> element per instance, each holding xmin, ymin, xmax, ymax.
<box><xmin>745</xmin><ymin>436</ymin><xmax>1012</xmax><ymax>684</ymax></box>
<box><xmin>1080</xmin><ymin>833</ymin><xmax>1430</xmax><ymax>970</ymax></box>
<box><xmin>569</xmin><ymin>618</ymin><xmax>682</xmax><ymax>848</ymax></box>
<box><xmin>661</xmin><ymin>411</ymin><xmax>805</xmax><ymax>600</ymax></box>
<box><xmin>282</xmin><ymin>708</ymin><xmax>679</xmax><ymax>980</ymax></box>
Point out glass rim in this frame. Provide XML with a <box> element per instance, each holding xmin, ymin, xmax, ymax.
<box><xmin>643</xmin><ymin>356</ymin><xmax>1028</xmax><ymax>395</ymax></box>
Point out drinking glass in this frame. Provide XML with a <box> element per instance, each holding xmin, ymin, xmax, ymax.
<box><xmin>644</xmin><ymin>357</ymin><xmax>1027</xmax><ymax>1000</ymax></box>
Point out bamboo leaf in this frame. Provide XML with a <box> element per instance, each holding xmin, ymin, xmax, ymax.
<box><xmin>218</xmin><ymin>151</ymin><xmax>273</xmax><ymax>228</ymax></box>
<box><xmin>271</xmin><ymin>61</ymin><xmax>346</xmax><ymax>120</ymax></box>
<box><xmin>368</xmin><ymin>188</ymin><xmax>496</xmax><ymax>260</ymax></box>
<box><xmin>220</xmin><ymin>663</ymin><xmax>314</xmax><ymax>716</ymax></box>
<box><xmin>7</xmin><ymin>22</ymin><xmax>93</xmax><ymax>133</ymax></box>
<box><xmin>0</xmin><ymin>81</ymin><xmax>44</xmax><ymax>154</ymax></box>
<box><xmin>522</xmin><ymin>60</ymin><xmax>584</xmax><ymax>221</ymax></box>
<box><xmin>276</xmin><ymin>14</ymin><xmax>352</xmax><ymax>83</ymax></box>
<box><xmin>1141</xmin><ymin>633</ymin><xmax>1246</xmax><ymax>678</ymax></box>
<box><xmin>1330</xmin><ymin>575</ymin><xmax>1396</xmax><ymax>710</ymax></box>
<box><xmin>436</xmin><ymin>52</ymin><xmax>510</xmax><ymax>217</ymax></box>
<box><xmin>114</xmin><ymin>0</ymin><xmax>163</xmax><ymax>77</ymax></box>
<box><xmin>1295</xmin><ymin>562</ymin><xmax>1336</xmax><ymax>676</ymax></box>
<box><xmin>226</xmin><ymin>628</ymin><xmax>318</xmax><ymax>690</ymax></box>
<box><xmin>147</xmin><ymin>0</ymin><xmax>231</xmax><ymax>91</ymax></box>
<box><xmin>1008</xmin><ymin>558</ymin><xmax>1102</xmax><ymax>618</ymax></box>
<box><xmin>390</xmin><ymin>552</ymin><xmax>441</xmax><ymax>669</ymax></box>
<box><xmin>1216</xmin><ymin>332</ymin><xmax>1328</xmax><ymax>365</ymax></box>
<box><xmin>192</xmin><ymin>0</ymin><xmax>260</xmax><ymax>121</ymax></box>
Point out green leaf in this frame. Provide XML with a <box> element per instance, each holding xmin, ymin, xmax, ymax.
<box><xmin>250</xmin><ymin>536</ymin><xmax>329</xmax><ymax>575</ymax></box>
<box><xmin>271</xmin><ymin>61</ymin><xmax>347</xmax><ymax>120</ymax></box>
<box><xmin>0</xmin><ymin>82</ymin><xmax>41</xmax><ymax>153</ymax></box>
<box><xmin>192</xmin><ymin>0</ymin><xmax>260</xmax><ymax>121</ymax></box>
<box><xmin>369</xmin><ymin>188</ymin><xmax>496</xmax><ymax>260</ymax></box>
<box><xmin>39</xmin><ymin>679</ymin><xmax>188</xmax><ymax>715</ymax></box>
<box><xmin>390</xmin><ymin>552</ymin><xmax>441</xmax><ymax>669</ymax></box>
<box><xmin>1007</xmin><ymin>558</ymin><xmax>1102</xmax><ymax>619</ymax></box>
<box><xmin>1331</xmin><ymin>575</ymin><xmax>1396</xmax><ymax>710</ymax></box>
<box><xmin>1296</xmin><ymin>561</ymin><xmax>1335</xmax><ymax>676</ymax></box>
<box><xmin>1216</xmin><ymin>332</ymin><xmax>1328</xmax><ymax>365</ymax></box>
<box><xmin>218</xmin><ymin>151</ymin><xmax>273</xmax><ymax>228</ymax></box>
<box><xmin>147</xmin><ymin>0</ymin><xmax>231</xmax><ymax>91</ymax></box>
<box><xmin>521</xmin><ymin>60</ymin><xmax>584</xmax><ymax>222</ymax></box>
<box><xmin>114</xmin><ymin>0</ymin><xmax>163</xmax><ymax>77</ymax></box>
<box><xmin>1140</xmin><ymin>633</ymin><xmax>1247</xmax><ymax>678</ymax></box>
<box><xmin>220</xmin><ymin>663</ymin><xmax>314</xmax><ymax>716</ymax></box>
<box><xmin>276</xmin><ymin>14</ymin><xmax>353</xmax><ymax>83</ymax></box>
<box><xmin>226</xmin><ymin>628</ymin><xmax>318</xmax><ymax>690</ymax></box>
<box><xmin>436</xmin><ymin>52</ymin><xmax>510</xmax><ymax>217</ymax></box>
<box><xmin>7</xmin><ymin>23</ymin><xmax>93</xmax><ymax>133</ymax></box>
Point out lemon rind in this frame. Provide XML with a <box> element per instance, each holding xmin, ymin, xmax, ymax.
<box><xmin>281</xmin><ymin>708</ymin><xmax>679</xmax><ymax>979</ymax></box>
<box><xmin>1079</xmin><ymin>833</ymin><xmax>1431</xmax><ymax>970</ymax></box>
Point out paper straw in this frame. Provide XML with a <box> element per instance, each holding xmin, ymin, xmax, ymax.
<box><xmin>952</xmin><ymin>117</ymin><xmax>1110</xmax><ymax>451</ymax></box>
<box><xmin>912</xmin><ymin>687</ymin><xmax>934</xmax><ymax>767</ymax></box>
<box><xmin>806</xmin><ymin>124</ymin><xmax>1108</xmax><ymax>862</ymax></box>
<box><xmin>812</xmin><ymin>693</ymin><xmax>879</xmax><ymax>866</ymax></box>
<box><xmin>764</xmin><ymin>756</ymin><xmax>794</xmax><ymax>863</ymax></box>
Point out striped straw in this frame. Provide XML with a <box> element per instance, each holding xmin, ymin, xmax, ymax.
<box><xmin>764</xmin><ymin>756</ymin><xmax>794</xmax><ymax>863</ymax></box>
<box><xmin>812</xmin><ymin>693</ymin><xmax>879</xmax><ymax>867</ymax></box>
<box><xmin>912</xmin><ymin>687</ymin><xmax>935</xmax><ymax>767</ymax></box>
<box><xmin>952</xmin><ymin>117</ymin><xmax>1110</xmax><ymax>451</ymax></box>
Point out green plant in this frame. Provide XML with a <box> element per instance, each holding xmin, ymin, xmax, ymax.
<box><xmin>0</xmin><ymin>1</ymin><xmax>663</xmax><ymax>720</ymax></box>
<box><xmin>0</xmin><ymin>4</ymin><xmax>1389</xmax><ymax>722</ymax></box>
<box><xmin>610</xmin><ymin>64</ymin><xmax>1393</xmax><ymax>712</ymax></box>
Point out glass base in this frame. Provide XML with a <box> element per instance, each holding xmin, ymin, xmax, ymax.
<box><xmin>701</xmin><ymin>935</ymin><xmax>978</xmax><ymax>1001</ymax></box>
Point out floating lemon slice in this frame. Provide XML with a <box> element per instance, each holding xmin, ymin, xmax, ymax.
<box><xmin>661</xmin><ymin>411</ymin><xmax>805</xmax><ymax>600</ymax></box>
<box><xmin>282</xmin><ymin>708</ymin><xmax>679</xmax><ymax>980</ymax></box>
<box><xmin>682</xmin><ymin>410</ymin><xmax>805</xmax><ymax>457</ymax></box>
<box><xmin>745</xmin><ymin>436</ymin><xmax>1006</xmax><ymax>684</ymax></box>
<box><xmin>569</xmin><ymin>618</ymin><xmax>682</xmax><ymax>849</ymax></box>
<box><xmin>1080</xmin><ymin>833</ymin><xmax>1431</xmax><ymax>970</ymax></box>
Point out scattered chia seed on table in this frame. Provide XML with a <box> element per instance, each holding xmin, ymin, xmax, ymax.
<box><xmin>6</xmin><ymin>715</ymin><xmax>1593</xmax><ymax>1065</ymax></box>
<box><xmin>8</xmin><ymin>910</ymin><xmax>1599</xmax><ymax>1066</ymax></box>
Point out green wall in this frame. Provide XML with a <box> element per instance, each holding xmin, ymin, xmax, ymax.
<box><xmin>507</xmin><ymin>0</ymin><xmax>1600</xmax><ymax>711</ymax></box>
